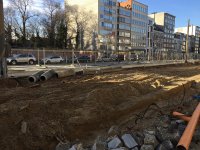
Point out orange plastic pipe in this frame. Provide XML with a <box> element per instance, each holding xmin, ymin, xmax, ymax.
<box><xmin>177</xmin><ymin>103</ymin><xmax>200</xmax><ymax>150</ymax></box>
<box><xmin>172</xmin><ymin>111</ymin><xmax>200</xmax><ymax>124</ymax></box>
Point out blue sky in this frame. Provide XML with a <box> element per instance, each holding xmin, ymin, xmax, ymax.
<box><xmin>138</xmin><ymin>0</ymin><xmax>200</xmax><ymax>27</ymax></box>
<box><xmin>4</xmin><ymin>0</ymin><xmax>200</xmax><ymax>28</ymax></box>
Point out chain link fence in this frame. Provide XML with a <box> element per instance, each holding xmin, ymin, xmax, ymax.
<box><xmin>10</xmin><ymin>49</ymin><xmax>200</xmax><ymax>64</ymax></box>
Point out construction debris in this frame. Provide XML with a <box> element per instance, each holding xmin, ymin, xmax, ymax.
<box><xmin>140</xmin><ymin>145</ymin><xmax>154</xmax><ymax>150</ymax></box>
<box><xmin>108</xmin><ymin>136</ymin><xmax>123</xmax><ymax>149</ymax></box>
<box><xmin>143</xmin><ymin>133</ymin><xmax>158</xmax><ymax>148</ymax></box>
<box><xmin>121</xmin><ymin>134</ymin><xmax>138</xmax><ymax>149</ymax></box>
<box><xmin>21</xmin><ymin>121</ymin><xmax>27</xmax><ymax>134</ymax></box>
<box><xmin>55</xmin><ymin>142</ymin><xmax>70</xmax><ymax>150</ymax></box>
<box><xmin>92</xmin><ymin>136</ymin><xmax>106</xmax><ymax>150</ymax></box>
<box><xmin>108</xmin><ymin>126</ymin><xmax>120</xmax><ymax>137</ymax></box>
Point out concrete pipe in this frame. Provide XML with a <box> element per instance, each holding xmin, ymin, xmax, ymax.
<box><xmin>83</xmin><ymin>68</ymin><xmax>101</xmax><ymax>75</ymax></box>
<box><xmin>40</xmin><ymin>70</ymin><xmax>57</xmax><ymax>81</ymax></box>
<box><xmin>101</xmin><ymin>66</ymin><xmax>122</xmax><ymax>73</ymax></box>
<box><xmin>28</xmin><ymin>71</ymin><xmax>44</xmax><ymax>83</ymax></box>
<box><xmin>55</xmin><ymin>69</ymin><xmax>75</xmax><ymax>78</ymax></box>
<box><xmin>75</xmin><ymin>68</ymin><xmax>84</xmax><ymax>76</ymax></box>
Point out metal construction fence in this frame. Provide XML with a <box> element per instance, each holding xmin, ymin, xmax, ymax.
<box><xmin>10</xmin><ymin>49</ymin><xmax>200</xmax><ymax>63</ymax></box>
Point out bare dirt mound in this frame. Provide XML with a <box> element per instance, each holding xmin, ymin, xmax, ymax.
<box><xmin>0</xmin><ymin>78</ymin><xmax>20</xmax><ymax>89</ymax></box>
<box><xmin>1</xmin><ymin>65</ymin><xmax>200</xmax><ymax>150</ymax></box>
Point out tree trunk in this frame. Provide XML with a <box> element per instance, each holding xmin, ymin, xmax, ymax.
<box><xmin>0</xmin><ymin>0</ymin><xmax>7</xmax><ymax>78</ymax></box>
<box><xmin>0</xmin><ymin>0</ymin><xmax>5</xmax><ymax>57</ymax></box>
<box><xmin>23</xmin><ymin>19</ymin><xmax>26</xmax><ymax>46</ymax></box>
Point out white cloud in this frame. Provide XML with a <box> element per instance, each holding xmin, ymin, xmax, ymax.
<box><xmin>3</xmin><ymin>0</ymin><xmax>9</xmax><ymax>7</ymax></box>
<box><xmin>67</xmin><ymin>0</ymin><xmax>98</xmax><ymax>13</ymax></box>
<box><xmin>3</xmin><ymin>0</ymin><xmax>64</xmax><ymax>13</ymax></box>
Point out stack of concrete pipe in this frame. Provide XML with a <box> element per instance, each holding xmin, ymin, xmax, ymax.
<box><xmin>83</xmin><ymin>68</ymin><xmax>101</xmax><ymax>75</ymax></box>
<box><xmin>28</xmin><ymin>71</ymin><xmax>44</xmax><ymax>83</ymax></box>
<box><xmin>40</xmin><ymin>70</ymin><xmax>57</xmax><ymax>81</ymax></box>
<box><xmin>55</xmin><ymin>69</ymin><xmax>75</xmax><ymax>78</ymax></box>
<box><xmin>28</xmin><ymin>66</ymin><xmax>124</xmax><ymax>83</ymax></box>
<box><xmin>28</xmin><ymin>69</ymin><xmax>75</xmax><ymax>83</ymax></box>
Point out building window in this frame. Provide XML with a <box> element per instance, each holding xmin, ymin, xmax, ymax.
<box><xmin>119</xmin><ymin>8</ymin><xmax>131</xmax><ymax>17</ymax></box>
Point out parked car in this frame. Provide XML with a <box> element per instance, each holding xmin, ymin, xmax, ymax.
<box><xmin>78</xmin><ymin>55</ymin><xmax>91</xmax><ymax>63</ymax></box>
<box><xmin>68</xmin><ymin>55</ymin><xmax>91</xmax><ymax>63</ymax></box>
<box><xmin>7</xmin><ymin>54</ymin><xmax>36</xmax><ymax>65</ymax></box>
<box><xmin>41</xmin><ymin>56</ymin><xmax>64</xmax><ymax>64</ymax></box>
<box><xmin>115</xmin><ymin>55</ymin><xmax>124</xmax><ymax>62</ymax></box>
<box><xmin>96</xmin><ymin>57</ymin><xmax>115</xmax><ymax>62</ymax></box>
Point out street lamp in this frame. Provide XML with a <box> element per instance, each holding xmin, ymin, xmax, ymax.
<box><xmin>104</xmin><ymin>36</ymin><xmax>109</xmax><ymax>58</ymax></box>
<box><xmin>71</xmin><ymin>40</ymin><xmax>76</xmax><ymax>66</ymax></box>
<box><xmin>185</xmin><ymin>19</ymin><xmax>190</xmax><ymax>63</ymax></box>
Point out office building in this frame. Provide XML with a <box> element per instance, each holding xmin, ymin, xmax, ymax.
<box><xmin>174</xmin><ymin>32</ymin><xmax>186</xmax><ymax>52</ymax></box>
<box><xmin>148</xmin><ymin>17</ymin><xmax>164</xmax><ymax>52</ymax></box>
<box><xmin>131</xmin><ymin>1</ymin><xmax>148</xmax><ymax>51</ymax></box>
<box><xmin>98</xmin><ymin>0</ymin><xmax>118</xmax><ymax>52</ymax></box>
<box><xmin>118</xmin><ymin>0</ymin><xmax>148</xmax><ymax>52</ymax></box>
<box><xmin>175</xmin><ymin>26</ymin><xmax>200</xmax><ymax>53</ymax></box>
<box><xmin>65</xmin><ymin>0</ymin><xmax>148</xmax><ymax>55</ymax></box>
<box><xmin>149</xmin><ymin>12</ymin><xmax>176</xmax><ymax>52</ymax></box>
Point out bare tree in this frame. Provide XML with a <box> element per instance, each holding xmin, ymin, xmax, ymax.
<box><xmin>60</xmin><ymin>1</ymin><xmax>98</xmax><ymax>50</ymax></box>
<box><xmin>64</xmin><ymin>2</ymin><xmax>76</xmax><ymax>49</ymax></box>
<box><xmin>28</xmin><ymin>16</ymin><xmax>44</xmax><ymax>48</ymax></box>
<box><xmin>84</xmin><ymin>11</ymin><xmax>98</xmax><ymax>50</ymax></box>
<box><xmin>9</xmin><ymin>0</ymin><xmax>37</xmax><ymax>46</ymax></box>
<box><xmin>69</xmin><ymin>6</ymin><xmax>92</xmax><ymax>50</ymax></box>
<box><xmin>4</xmin><ymin>6</ymin><xmax>15</xmax><ymax>45</ymax></box>
<box><xmin>41</xmin><ymin>0</ymin><xmax>61</xmax><ymax>48</ymax></box>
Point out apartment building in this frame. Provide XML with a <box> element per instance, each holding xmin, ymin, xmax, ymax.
<box><xmin>148</xmin><ymin>17</ymin><xmax>164</xmax><ymax>52</ymax></box>
<box><xmin>98</xmin><ymin>0</ymin><xmax>118</xmax><ymax>52</ymax></box>
<box><xmin>117</xmin><ymin>1</ymin><xmax>132</xmax><ymax>51</ymax></box>
<box><xmin>174</xmin><ymin>32</ymin><xmax>186</xmax><ymax>52</ymax></box>
<box><xmin>175</xmin><ymin>26</ymin><xmax>200</xmax><ymax>53</ymax></box>
<box><xmin>149</xmin><ymin>12</ymin><xmax>176</xmax><ymax>52</ymax></box>
<box><xmin>118</xmin><ymin>0</ymin><xmax>148</xmax><ymax>51</ymax></box>
<box><xmin>174</xmin><ymin>32</ymin><xmax>197</xmax><ymax>53</ymax></box>
<box><xmin>66</xmin><ymin>0</ymin><xmax>148</xmax><ymax>55</ymax></box>
<box><xmin>131</xmin><ymin>1</ymin><xmax>148</xmax><ymax>51</ymax></box>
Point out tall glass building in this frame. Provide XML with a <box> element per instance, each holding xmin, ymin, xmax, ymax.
<box><xmin>98</xmin><ymin>0</ymin><xmax>118</xmax><ymax>52</ymax></box>
<box><xmin>99</xmin><ymin>0</ymin><xmax>148</xmax><ymax>53</ymax></box>
<box><xmin>65</xmin><ymin>0</ymin><xmax>149</xmax><ymax>54</ymax></box>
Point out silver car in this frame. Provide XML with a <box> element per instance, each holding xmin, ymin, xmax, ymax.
<box><xmin>41</xmin><ymin>56</ymin><xmax>64</xmax><ymax>64</ymax></box>
<box><xmin>7</xmin><ymin>54</ymin><xmax>36</xmax><ymax>65</ymax></box>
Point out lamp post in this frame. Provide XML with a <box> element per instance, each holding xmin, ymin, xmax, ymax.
<box><xmin>0</xmin><ymin>0</ymin><xmax>7</xmax><ymax>78</ymax></box>
<box><xmin>105</xmin><ymin>36</ymin><xmax>108</xmax><ymax>58</ymax></box>
<box><xmin>71</xmin><ymin>40</ymin><xmax>76</xmax><ymax>66</ymax></box>
<box><xmin>185</xmin><ymin>19</ymin><xmax>190</xmax><ymax>63</ymax></box>
<box><xmin>152</xmin><ymin>12</ymin><xmax>157</xmax><ymax>62</ymax></box>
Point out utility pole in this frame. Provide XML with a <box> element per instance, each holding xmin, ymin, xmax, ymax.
<box><xmin>148</xmin><ymin>24</ymin><xmax>151</xmax><ymax>61</ymax></box>
<box><xmin>0</xmin><ymin>0</ymin><xmax>7</xmax><ymax>78</ymax></box>
<box><xmin>185</xmin><ymin>19</ymin><xmax>190</xmax><ymax>63</ymax></box>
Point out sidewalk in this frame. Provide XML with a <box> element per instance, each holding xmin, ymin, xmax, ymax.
<box><xmin>7</xmin><ymin>59</ymin><xmax>196</xmax><ymax>77</ymax></box>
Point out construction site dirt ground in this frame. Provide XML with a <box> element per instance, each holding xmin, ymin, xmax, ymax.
<box><xmin>0</xmin><ymin>63</ymin><xmax>200</xmax><ymax>150</ymax></box>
